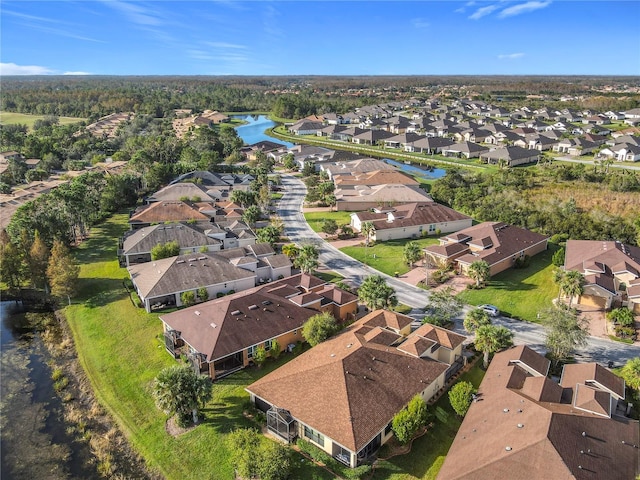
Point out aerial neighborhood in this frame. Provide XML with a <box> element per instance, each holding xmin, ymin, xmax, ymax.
<box><xmin>1</xmin><ymin>77</ymin><xmax>639</xmax><ymax>480</ymax></box>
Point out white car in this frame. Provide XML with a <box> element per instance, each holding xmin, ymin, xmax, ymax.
<box><xmin>479</xmin><ymin>304</ymin><xmax>500</xmax><ymax>317</ymax></box>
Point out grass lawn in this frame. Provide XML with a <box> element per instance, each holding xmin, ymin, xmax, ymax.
<box><xmin>457</xmin><ymin>246</ymin><xmax>559</xmax><ymax>323</ymax></box>
<box><xmin>340</xmin><ymin>238</ymin><xmax>440</xmax><ymax>277</ymax></box>
<box><xmin>314</xmin><ymin>270</ymin><xmax>344</xmax><ymax>284</ymax></box>
<box><xmin>0</xmin><ymin>110</ymin><xmax>86</xmax><ymax>130</ymax></box>
<box><xmin>372</xmin><ymin>362</ymin><xmax>485</xmax><ymax>480</ymax></box>
<box><xmin>64</xmin><ymin>213</ymin><xmax>334</xmax><ymax>480</ymax></box>
<box><xmin>304</xmin><ymin>211</ymin><xmax>353</xmax><ymax>232</ymax></box>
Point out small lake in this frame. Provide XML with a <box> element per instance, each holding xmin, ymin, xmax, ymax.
<box><xmin>0</xmin><ymin>301</ymin><xmax>99</xmax><ymax>479</ymax></box>
<box><xmin>232</xmin><ymin>115</ymin><xmax>294</xmax><ymax>148</ymax></box>
<box><xmin>384</xmin><ymin>158</ymin><xmax>447</xmax><ymax>180</ymax></box>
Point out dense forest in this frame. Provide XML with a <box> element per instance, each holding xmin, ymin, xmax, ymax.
<box><xmin>2</xmin><ymin>76</ymin><xmax>639</xmax><ymax>119</ymax></box>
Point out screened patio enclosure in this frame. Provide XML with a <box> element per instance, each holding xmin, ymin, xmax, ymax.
<box><xmin>267</xmin><ymin>408</ymin><xmax>297</xmax><ymax>443</ymax></box>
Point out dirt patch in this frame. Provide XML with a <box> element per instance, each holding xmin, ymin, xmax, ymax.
<box><xmin>165</xmin><ymin>415</ymin><xmax>198</xmax><ymax>437</ymax></box>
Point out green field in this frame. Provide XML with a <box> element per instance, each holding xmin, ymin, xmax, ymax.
<box><xmin>0</xmin><ymin>111</ymin><xmax>86</xmax><ymax>130</ymax></box>
<box><xmin>372</xmin><ymin>363</ymin><xmax>485</xmax><ymax>480</ymax></box>
<box><xmin>340</xmin><ymin>238</ymin><xmax>439</xmax><ymax>277</ymax></box>
<box><xmin>304</xmin><ymin>210</ymin><xmax>354</xmax><ymax>232</ymax></box>
<box><xmin>64</xmin><ymin>214</ymin><xmax>333</xmax><ymax>480</ymax></box>
<box><xmin>457</xmin><ymin>246</ymin><xmax>559</xmax><ymax>322</ymax></box>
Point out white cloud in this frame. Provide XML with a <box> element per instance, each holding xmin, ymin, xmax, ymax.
<box><xmin>63</xmin><ymin>71</ymin><xmax>92</xmax><ymax>75</ymax></box>
<box><xmin>0</xmin><ymin>62</ymin><xmax>54</xmax><ymax>75</ymax></box>
<box><xmin>412</xmin><ymin>17</ymin><xmax>430</xmax><ymax>28</ymax></box>
<box><xmin>469</xmin><ymin>4</ymin><xmax>500</xmax><ymax>20</ymax></box>
<box><xmin>499</xmin><ymin>1</ymin><xmax>552</xmax><ymax>18</ymax></box>
<box><xmin>498</xmin><ymin>52</ymin><xmax>525</xmax><ymax>59</ymax></box>
<box><xmin>103</xmin><ymin>0</ymin><xmax>163</xmax><ymax>26</ymax></box>
<box><xmin>203</xmin><ymin>42</ymin><xmax>247</xmax><ymax>50</ymax></box>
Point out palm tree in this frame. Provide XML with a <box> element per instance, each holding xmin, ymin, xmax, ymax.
<box><xmin>403</xmin><ymin>241</ymin><xmax>423</xmax><ymax>268</ymax></box>
<box><xmin>464</xmin><ymin>308</ymin><xmax>491</xmax><ymax>333</ymax></box>
<box><xmin>281</xmin><ymin>243</ymin><xmax>300</xmax><ymax>262</ymax></box>
<box><xmin>357</xmin><ymin>275</ymin><xmax>397</xmax><ymax>310</ymax></box>
<box><xmin>475</xmin><ymin>324</ymin><xmax>514</xmax><ymax>368</ymax></box>
<box><xmin>561</xmin><ymin>270</ymin><xmax>585</xmax><ymax>307</ymax></box>
<box><xmin>552</xmin><ymin>268</ymin><xmax>566</xmax><ymax>300</ymax></box>
<box><xmin>361</xmin><ymin>221</ymin><xmax>375</xmax><ymax>247</ymax></box>
<box><xmin>296</xmin><ymin>244</ymin><xmax>319</xmax><ymax>274</ymax></box>
<box><xmin>468</xmin><ymin>260</ymin><xmax>490</xmax><ymax>288</ymax></box>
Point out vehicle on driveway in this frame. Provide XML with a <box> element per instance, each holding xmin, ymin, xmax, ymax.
<box><xmin>478</xmin><ymin>304</ymin><xmax>500</xmax><ymax>317</ymax></box>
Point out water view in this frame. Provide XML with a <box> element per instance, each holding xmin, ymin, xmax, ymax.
<box><xmin>0</xmin><ymin>301</ymin><xmax>98</xmax><ymax>479</ymax></box>
<box><xmin>232</xmin><ymin>115</ymin><xmax>294</xmax><ymax>148</ymax></box>
<box><xmin>384</xmin><ymin>158</ymin><xmax>447</xmax><ymax>180</ymax></box>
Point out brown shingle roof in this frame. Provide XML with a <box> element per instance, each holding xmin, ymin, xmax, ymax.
<box><xmin>352</xmin><ymin>202</ymin><xmax>471</xmax><ymax>231</ymax></box>
<box><xmin>360</xmin><ymin>310</ymin><xmax>413</xmax><ymax>333</ymax></box>
<box><xmin>436</xmin><ymin>346</ymin><xmax>639</xmax><ymax>480</ymax></box>
<box><xmin>560</xmin><ymin>363</ymin><xmax>625</xmax><ymax>399</ymax></box>
<box><xmin>410</xmin><ymin>323</ymin><xmax>466</xmax><ymax>350</ymax></box>
<box><xmin>246</xmin><ymin>313</ymin><xmax>448</xmax><ymax>452</ymax></box>
<box><xmin>129</xmin><ymin>201</ymin><xmax>210</xmax><ymax>225</ymax></box>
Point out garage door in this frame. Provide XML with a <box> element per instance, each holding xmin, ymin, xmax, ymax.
<box><xmin>579</xmin><ymin>294</ymin><xmax>607</xmax><ymax>309</ymax></box>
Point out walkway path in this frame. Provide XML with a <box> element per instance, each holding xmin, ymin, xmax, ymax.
<box><xmin>277</xmin><ymin>173</ymin><xmax>640</xmax><ymax>365</ymax></box>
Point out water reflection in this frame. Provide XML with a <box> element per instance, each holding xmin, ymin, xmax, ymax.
<box><xmin>232</xmin><ymin>115</ymin><xmax>294</xmax><ymax>148</ymax></box>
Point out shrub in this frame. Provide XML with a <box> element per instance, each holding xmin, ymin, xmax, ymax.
<box><xmin>391</xmin><ymin>395</ymin><xmax>429</xmax><ymax>444</ymax></box>
<box><xmin>514</xmin><ymin>255</ymin><xmax>531</xmax><ymax>269</ymax></box>
<box><xmin>253</xmin><ymin>346</ymin><xmax>267</xmax><ymax>367</ymax></box>
<box><xmin>271</xmin><ymin>339</ymin><xmax>281</xmax><ymax>359</ymax></box>
<box><xmin>448</xmin><ymin>381</ymin><xmax>477</xmax><ymax>417</ymax></box>
<box><xmin>180</xmin><ymin>291</ymin><xmax>196</xmax><ymax>306</ymax></box>
<box><xmin>607</xmin><ymin>308</ymin><xmax>635</xmax><ymax>327</ymax></box>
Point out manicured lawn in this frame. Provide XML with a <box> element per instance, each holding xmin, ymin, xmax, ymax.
<box><xmin>64</xmin><ymin>213</ymin><xmax>334</xmax><ymax>480</ymax></box>
<box><xmin>340</xmin><ymin>238</ymin><xmax>439</xmax><ymax>277</ymax></box>
<box><xmin>0</xmin><ymin>110</ymin><xmax>86</xmax><ymax>130</ymax></box>
<box><xmin>314</xmin><ymin>270</ymin><xmax>344</xmax><ymax>284</ymax></box>
<box><xmin>372</xmin><ymin>362</ymin><xmax>485</xmax><ymax>480</ymax></box>
<box><xmin>304</xmin><ymin>211</ymin><xmax>353</xmax><ymax>232</ymax></box>
<box><xmin>457</xmin><ymin>246</ymin><xmax>559</xmax><ymax>323</ymax></box>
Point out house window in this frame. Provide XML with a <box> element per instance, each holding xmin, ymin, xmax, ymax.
<box><xmin>384</xmin><ymin>422</ymin><xmax>393</xmax><ymax>435</ymax></box>
<box><xmin>304</xmin><ymin>425</ymin><xmax>324</xmax><ymax>446</ymax></box>
<box><xmin>429</xmin><ymin>224</ymin><xmax>436</xmax><ymax>232</ymax></box>
<box><xmin>248</xmin><ymin>345</ymin><xmax>257</xmax><ymax>358</ymax></box>
<box><xmin>264</xmin><ymin>339</ymin><xmax>272</xmax><ymax>351</ymax></box>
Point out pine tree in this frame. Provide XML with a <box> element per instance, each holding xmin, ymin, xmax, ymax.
<box><xmin>29</xmin><ymin>231</ymin><xmax>50</xmax><ymax>293</ymax></box>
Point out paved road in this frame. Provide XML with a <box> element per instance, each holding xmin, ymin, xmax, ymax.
<box><xmin>278</xmin><ymin>173</ymin><xmax>640</xmax><ymax>365</ymax></box>
<box><xmin>556</xmin><ymin>155</ymin><xmax>640</xmax><ymax>171</ymax></box>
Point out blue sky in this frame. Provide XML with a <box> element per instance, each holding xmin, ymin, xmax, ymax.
<box><xmin>1</xmin><ymin>1</ymin><xmax>639</xmax><ymax>76</ymax></box>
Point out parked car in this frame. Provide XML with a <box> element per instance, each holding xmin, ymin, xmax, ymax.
<box><xmin>479</xmin><ymin>304</ymin><xmax>500</xmax><ymax>317</ymax></box>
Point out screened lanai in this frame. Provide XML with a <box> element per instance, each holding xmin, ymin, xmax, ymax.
<box><xmin>267</xmin><ymin>408</ymin><xmax>297</xmax><ymax>443</ymax></box>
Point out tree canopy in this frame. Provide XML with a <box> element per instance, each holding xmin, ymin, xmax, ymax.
<box><xmin>46</xmin><ymin>239</ymin><xmax>80</xmax><ymax>304</ymax></box>
<box><xmin>391</xmin><ymin>395</ymin><xmax>430</xmax><ymax>444</ymax></box>
<box><xmin>463</xmin><ymin>308</ymin><xmax>491</xmax><ymax>333</ymax></box>
<box><xmin>475</xmin><ymin>324</ymin><xmax>514</xmax><ymax>368</ymax></box>
<box><xmin>424</xmin><ymin>286</ymin><xmax>463</xmax><ymax>327</ymax></box>
<box><xmin>358</xmin><ymin>275</ymin><xmax>397</xmax><ymax>310</ymax></box>
<box><xmin>302</xmin><ymin>311</ymin><xmax>339</xmax><ymax>346</ymax></box>
<box><xmin>540</xmin><ymin>305</ymin><xmax>589</xmax><ymax>366</ymax></box>
<box><xmin>448</xmin><ymin>381</ymin><xmax>477</xmax><ymax>417</ymax></box>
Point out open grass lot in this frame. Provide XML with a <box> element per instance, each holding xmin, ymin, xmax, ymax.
<box><xmin>372</xmin><ymin>362</ymin><xmax>485</xmax><ymax>480</ymax></box>
<box><xmin>64</xmin><ymin>213</ymin><xmax>334</xmax><ymax>480</ymax></box>
<box><xmin>304</xmin><ymin>210</ymin><xmax>353</xmax><ymax>232</ymax></box>
<box><xmin>0</xmin><ymin>111</ymin><xmax>86</xmax><ymax>130</ymax></box>
<box><xmin>457</xmin><ymin>246</ymin><xmax>559</xmax><ymax>323</ymax></box>
<box><xmin>340</xmin><ymin>238</ymin><xmax>439</xmax><ymax>277</ymax></box>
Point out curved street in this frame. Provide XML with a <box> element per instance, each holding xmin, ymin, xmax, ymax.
<box><xmin>277</xmin><ymin>173</ymin><xmax>640</xmax><ymax>365</ymax></box>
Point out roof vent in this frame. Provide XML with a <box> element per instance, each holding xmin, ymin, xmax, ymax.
<box><xmin>176</xmin><ymin>260</ymin><xmax>185</xmax><ymax>264</ymax></box>
<box><xmin>249</xmin><ymin>304</ymin><xmax>258</xmax><ymax>310</ymax></box>
<box><xmin>210</xmin><ymin>322</ymin><xmax>217</xmax><ymax>328</ymax></box>
<box><xmin>346</xmin><ymin>343</ymin><xmax>353</xmax><ymax>348</ymax></box>
<box><xmin>231</xmin><ymin>310</ymin><xmax>241</xmax><ymax>316</ymax></box>
<box><xmin>517</xmin><ymin>423</ymin><xmax>524</xmax><ymax>428</ymax></box>
<box><xmin>505</xmin><ymin>446</ymin><xmax>512</xmax><ymax>452</ymax></box>
<box><xmin>330</xmin><ymin>353</ymin><xmax>336</xmax><ymax>357</ymax></box>
<box><xmin>188</xmin><ymin>258</ymin><xmax>196</xmax><ymax>262</ymax></box>
<box><xmin>503</xmin><ymin>408</ymin><xmax>509</xmax><ymax>413</ymax></box>
<box><xmin>262</xmin><ymin>300</ymin><xmax>272</xmax><ymax>305</ymax></box>
<box><xmin>195</xmin><ymin>311</ymin><xmax>201</xmax><ymax>316</ymax></box>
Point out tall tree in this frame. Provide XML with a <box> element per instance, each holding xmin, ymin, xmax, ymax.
<box><xmin>360</xmin><ymin>221</ymin><xmax>375</xmax><ymax>247</ymax></box>
<box><xmin>424</xmin><ymin>286</ymin><xmax>463</xmax><ymax>327</ymax></box>
<box><xmin>463</xmin><ymin>308</ymin><xmax>491</xmax><ymax>333</ymax></box>
<box><xmin>560</xmin><ymin>270</ymin><xmax>585</xmax><ymax>306</ymax></box>
<box><xmin>46</xmin><ymin>239</ymin><xmax>80</xmax><ymax>305</ymax></box>
<box><xmin>242</xmin><ymin>205</ymin><xmax>262</xmax><ymax>227</ymax></box>
<box><xmin>296</xmin><ymin>244</ymin><xmax>319</xmax><ymax>274</ymax></box>
<box><xmin>0</xmin><ymin>233</ymin><xmax>25</xmax><ymax>295</ymax></box>
<box><xmin>467</xmin><ymin>260</ymin><xmax>490</xmax><ymax>288</ymax></box>
<box><xmin>320</xmin><ymin>218</ymin><xmax>339</xmax><ymax>237</ymax></box>
<box><xmin>475</xmin><ymin>324</ymin><xmax>514</xmax><ymax>368</ymax></box>
<box><xmin>281</xmin><ymin>243</ymin><xmax>300</xmax><ymax>262</ymax></box>
<box><xmin>28</xmin><ymin>231</ymin><xmax>50</xmax><ymax>293</ymax></box>
<box><xmin>256</xmin><ymin>225</ymin><xmax>281</xmax><ymax>247</ymax></box>
<box><xmin>617</xmin><ymin>358</ymin><xmax>640</xmax><ymax>391</ymax></box>
<box><xmin>358</xmin><ymin>275</ymin><xmax>397</xmax><ymax>310</ymax></box>
<box><xmin>152</xmin><ymin>364</ymin><xmax>213</xmax><ymax>427</ymax></box>
<box><xmin>403</xmin><ymin>241</ymin><xmax>423</xmax><ymax>268</ymax></box>
<box><xmin>540</xmin><ymin>305</ymin><xmax>589</xmax><ymax>367</ymax></box>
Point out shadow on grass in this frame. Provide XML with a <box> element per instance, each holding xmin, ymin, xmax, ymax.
<box><xmin>77</xmin><ymin>278</ymin><xmax>127</xmax><ymax>306</ymax></box>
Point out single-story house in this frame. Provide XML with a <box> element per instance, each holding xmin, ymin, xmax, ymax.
<box><xmin>160</xmin><ymin>274</ymin><xmax>358</xmax><ymax>380</ymax></box>
<box><xmin>598</xmin><ymin>143</ymin><xmax>640</xmax><ymax>162</ymax></box>
<box><xmin>405</xmin><ymin>136</ymin><xmax>454</xmax><ymax>154</ymax></box>
<box><xmin>479</xmin><ymin>146</ymin><xmax>539</xmax><ymax>167</ymax></box>
<box><xmin>120</xmin><ymin>223</ymin><xmax>222</xmax><ymax>267</ymax></box>
<box><xmin>322</xmin><ymin>158</ymin><xmax>394</xmax><ymax>180</ymax></box>
<box><xmin>441</xmin><ymin>141</ymin><xmax>489</xmax><ymax>159</ymax></box>
<box><xmin>350</xmin><ymin>202</ymin><xmax>472</xmax><ymax>241</ymax></box>
<box><xmin>334</xmin><ymin>184</ymin><xmax>432</xmax><ymax>212</ymax></box>
<box><xmin>424</xmin><ymin>222</ymin><xmax>549</xmax><ymax>276</ymax></box>
<box><xmin>246</xmin><ymin>310</ymin><xmax>464</xmax><ymax>468</ymax></box>
<box><xmin>553</xmin><ymin>138</ymin><xmax>597</xmax><ymax>156</ymax></box>
<box><xmin>564</xmin><ymin>239</ymin><xmax>640</xmax><ymax>311</ymax></box>
<box><xmin>289</xmin><ymin>120</ymin><xmax>324</xmax><ymax>136</ymax></box>
<box><xmin>333</xmin><ymin>170</ymin><xmax>418</xmax><ymax>188</ymax></box>
<box><xmin>351</xmin><ymin>129</ymin><xmax>395</xmax><ymax>146</ymax></box>
<box><xmin>437</xmin><ymin>345</ymin><xmax>638</xmax><ymax>480</ymax></box>
<box><xmin>145</xmin><ymin>183</ymin><xmax>217</xmax><ymax>203</ymax></box>
<box><xmin>128</xmin><ymin>201</ymin><xmax>211</xmax><ymax>229</ymax></box>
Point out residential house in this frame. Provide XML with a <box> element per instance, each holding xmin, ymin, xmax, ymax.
<box><xmin>202</xmin><ymin>220</ymin><xmax>256</xmax><ymax>249</ymax></box>
<box><xmin>333</xmin><ymin>170</ymin><xmax>418</xmax><ymax>189</ymax></box>
<box><xmin>441</xmin><ymin>141</ymin><xmax>489</xmax><ymax>159</ymax></box>
<box><xmin>437</xmin><ymin>345</ymin><xmax>638</xmax><ymax>480</ymax></box>
<box><xmin>289</xmin><ymin>120</ymin><xmax>324</xmax><ymax>136</ymax></box>
<box><xmin>246</xmin><ymin>310</ymin><xmax>464</xmax><ymax>468</ymax></box>
<box><xmin>564</xmin><ymin>240</ymin><xmax>640</xmax><ymax>311</ymax></box>
<box><xmin>479</xmin><ymin>146</ymin><xmax>540</xmax><ymax>167</ymax></box>
<box><xmin>0</xmin><ymin>151</ymin><xmax>24</xmax><ymax>163</ymax></box>
<box><xmin>406</xmin><ymin>136</ymin><xmax>454</xmax><ymax>154</ymax></box>
<box><xmin>334</xmin><ymin>184</ymin><xmax>432</xmax><ymax>212</ymax></box>
<box><xmin>145</xmin><ymin>183</ymin><xmax>217</xmax><ymax>203</ymax></box>
<box><xmin>350</xmin><ymin>202</ymin><xmax>472</xmax><ymax>241</ymax></box>
<box><xmin>598</xmin><ymin>143</ymin><xmax>640</xmax><ymax>162</ymax></box>
<box><xmin>322</xmin><ymin>158</ymin><xmax>394</xmax><ymax>180</ymax></box>
<box><xmin>120</xmin><ymin>222</ymin><xmax>222</xmax><ymax>267</ymax></box>
<box><xmin>242</xmin><ymin>141</ymin><xmax>283</xmax><ymax>161</ymax></box>
<box><xmin>424</xmin><ymin>222</ymin><xmax>549</xmax><ymax>276</ymax></box>
<box><xmin>553</xmin><ymin>138</ymin><xmax>597</xmax><ymax>156</ymax></box>
<box><xmin>383</xmin><ymin>132</ymin><xmax>424</xmax><ymax>149</ymax></box>
<box><xmin>383</xmin><ymin>116</ymin><xmax>412</xmax><ymax>134</ymax></box>
<box><xmin>160</xmin><ymin>274</ymin><xmax>357</xmax><ymax>379</ymax></box>
<box><xmin>351</xmin><ymin>129</ymin><xmax>395</xmax><ymax>146</ymax></box>
<box><xmin>128</xmin><ymin>201</ymin><xmax>211</xmax><ymax>229</ymax></box>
